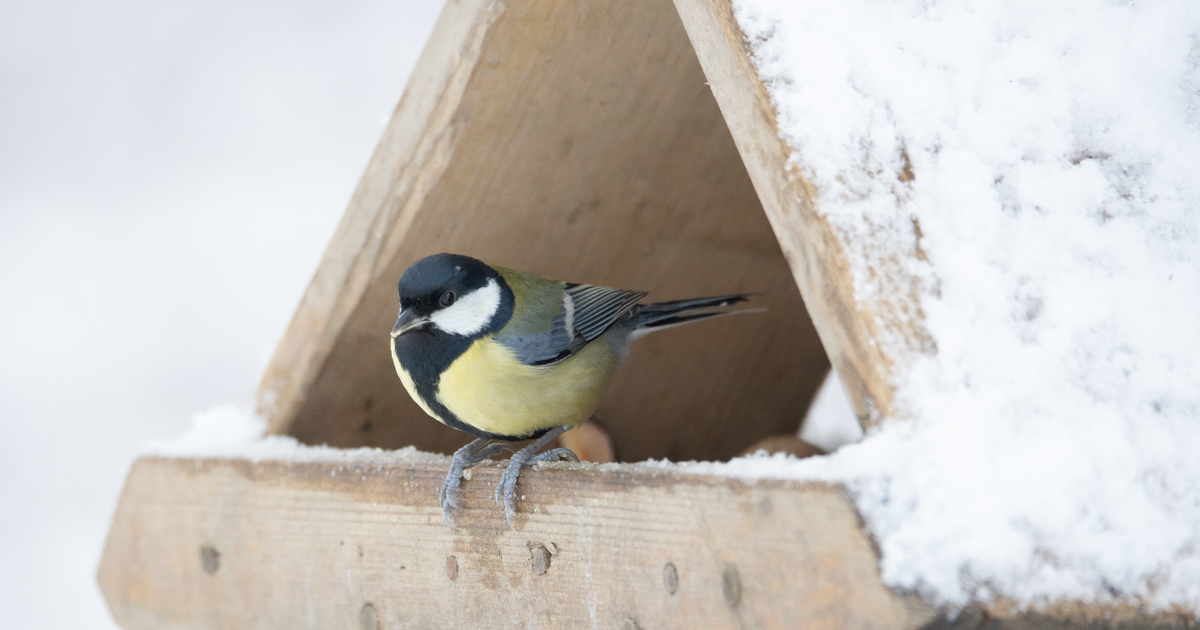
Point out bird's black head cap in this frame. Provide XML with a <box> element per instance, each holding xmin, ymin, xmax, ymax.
<box><xmin>397</xmin><ymin>254</ymin><xmax>512</xmax><ymax>334</ymax></box>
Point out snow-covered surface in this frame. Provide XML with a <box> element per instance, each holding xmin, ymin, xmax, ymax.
<box><xmin>146</xmin><ymin>406</ymin><xmax>441</xmax><ymax>465</ymax></box>
<box><xmin>798</xmin><ymin>368</ymin><xmax>863</xmax><ymax>451</ymax></box>
<box><xmin>141</xmin><ymin>408</ymin><xmax>823</xmax><ymax>481</ymax></box>
<box><xmin>734</xmin><ymin>0</ymin><xmax>1200</xmax><ymax>613</ymax></box>
<box><xmin>0</xmin><ymin>2</ymin><xmax>443</xmax><ymax>628</ymax></box>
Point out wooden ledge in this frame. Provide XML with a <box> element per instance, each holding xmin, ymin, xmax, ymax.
<box><xmin>98</xmin><ymin>456</ymin><xmax>1192</xmax><ymax>629</ymax></box>
<box><xmin>99</xmin><ymin>455</ymin><xmax>931</xmax><ymax>629</ymax></box>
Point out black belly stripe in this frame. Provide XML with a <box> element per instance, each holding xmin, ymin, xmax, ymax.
<box><xmin>438</xmin><ymin>413</ymin><xmax>552</xmax><ymax>442</ymax></box>
<box><xmin>393</xmin><ymin>332</ymin><xmax>549</xmax><ymax>442</ymax></box>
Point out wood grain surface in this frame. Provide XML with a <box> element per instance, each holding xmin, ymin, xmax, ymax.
<box><xmin>98</xmin><ymin>455</ymin><xmax>934</xmax><ymax>630</ymax></box>
<box><xmin>98</xmin><ymin>456</ymin><xmax>1193</xmax><ymax>630</ymax></box>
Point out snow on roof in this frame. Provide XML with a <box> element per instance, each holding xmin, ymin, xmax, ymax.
<box><xmin>734</xmin><ymin>0</ymin><xmax>1200</xmax><ymax>613</ymax></box>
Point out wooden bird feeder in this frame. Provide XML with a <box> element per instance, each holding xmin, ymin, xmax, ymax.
<box><xmin>97</xmin><ymin>0</ymin><xmax>1192</xmax><ymax>627</ymax></box>
<box><xmin>253</xmin><ymin>0</ymin><xmax>836</xmax><ymax>463</ymax></box>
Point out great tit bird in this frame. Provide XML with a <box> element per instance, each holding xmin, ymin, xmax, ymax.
<box><xmin>390</xmin><ymin>253</ymin><xmax>751</xmax><ymax>526</ymax></box>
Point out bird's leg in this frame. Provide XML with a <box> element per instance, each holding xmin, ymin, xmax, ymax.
<box><xmin>526</xmin><ymin>447</ymin><xmax>579</xmax><ymax>464</ymax></box>
<box><xmin>440</xmin><ymin>438</ymin><xmax>511</xmax><ymax>527</ymax></box>
<box><xmin>472</xmin><ymin>442</ymin><xmax>513</xmax><ymax>460</ymax></box>
<box><xmin>495</xmin><ymin>425</ymin><xmax>577</xmax><ymax>525</ymax></box>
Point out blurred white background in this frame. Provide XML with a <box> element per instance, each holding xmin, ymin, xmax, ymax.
<box><xmin>0</xmin><ymin>0</ymin><xmax>443</xmax><ymax>626</ymax></box>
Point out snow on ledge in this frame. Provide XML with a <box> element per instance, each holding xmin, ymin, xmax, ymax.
<box><xmin>143</xmin><ymin>405</ymin><xmax>836</xmax><ymax>480</ymax></box>
<box><xmin>144</xmin><ymin>405</ymin><xmax>436</xmax><ymax>466</ymax></box>
<box><xmin>733</xmin><ymin>0</ymin><xmax>1200</xmax><ymax>615</ymax></box>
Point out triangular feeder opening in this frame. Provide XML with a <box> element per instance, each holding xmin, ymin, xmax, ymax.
<box><xmin>259</xmin><ymin>0</ymin><xmax>831</xmax><ymax>463</ymax></box>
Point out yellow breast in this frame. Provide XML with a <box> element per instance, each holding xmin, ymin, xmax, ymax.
<box><xmin>436</xmin><ymin>334</ymin><xmax>620</xmax><ymax>437</ymax></box>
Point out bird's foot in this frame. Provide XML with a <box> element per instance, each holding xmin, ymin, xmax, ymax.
<box><xmin>528</xmin><ymin>447</ymin><xmax>579</xmax><ymax>464</ymax></box>
<box><xmin>440</xmin><ymin>438</ymin><xmax>510</xmax><ymax>528</ymax></box>
<box><xmin>494</xmin><ymin>426</ymin><xmax>576</xmax><ymax>526</ymax></box>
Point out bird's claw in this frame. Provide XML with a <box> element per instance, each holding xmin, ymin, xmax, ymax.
<box><xmin>438</xmin><ymin>427</ymin><xmax>576</xmax><ymax>528</ymax></box>
<box><xmin>439</xmin><ymin>461</ymin><xmax>467</xmax><ymax>528</ymax></box>
<box><xmin>494</xmin><ymin>438</ymin><xmax>578</xmax><ymax>527</ymax></box>
<box><xmin>439</xmin><ymin>437</ymin><xmax>505</xmax><ymax>528</ymax></box>
<box><xmin>474</xmin><ymin>442</ymin><xmax>512</xmax><ymax>460</ymax></box>
<box><xmin>495</xmin><ymin>456</ymin><xmax>525</xmax><ymax>523</ymax></box>
<box><xmin>529</xmin><ymin>447</ymin><xmax>579</xmax><ymax>464</ymax></box>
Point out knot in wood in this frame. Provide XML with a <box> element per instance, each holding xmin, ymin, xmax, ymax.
<box><xmin>528</xmin><ymin>542</ymin><xmax>553</xmax><ymax>575</ymax></box>
<box><xmin>663</xmin><ymin>562</ymin><xmax>679</xmax><ymax>595</ymax></box>
<box><xmin>360</xmin><ymin>602</ymin><xmax>380</xmax><ymax>630</ymax></box>
<box><xmin>722</xmin><ymin>563</ymin><xmax>742</xmax><ymax>608</ymax></box>
<box><xmin>200</xmin><ymin>545</ymin><xmax>220</xmax><ymax>575</ymax></box>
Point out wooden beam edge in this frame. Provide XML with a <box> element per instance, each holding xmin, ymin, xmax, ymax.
<box><xmin>256</xmin><ymin>0</ymin><xmax>502</xmax><ymax>434</ymax></box>
<box><xmin>671</xmin><ymin>0</ymin><xmax>936</xmax><ymax>428</ymax></box>
<box><xmin>98</xmin><ymin>454</ymin><xmax>1191</xmax><ymax>629</ymax></box>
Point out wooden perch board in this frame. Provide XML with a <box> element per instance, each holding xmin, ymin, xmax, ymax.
<box><xmin>98</xmin><ymin>455</ymin><xmax>933</xmax><ymax>629</ymax></box>
<box><xmin>256</xmin><ymin>0</ymin><xmax>831</xmax><ymax>463</ymax></box>
<box><xmin>98</xmin><ymin>456</ymin><xmax>1194</xmax><ymax>630</ymax></box>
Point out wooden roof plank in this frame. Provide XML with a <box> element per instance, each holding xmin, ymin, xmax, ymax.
<box><xmin>672</xmin><ymin>0</ymin><xmax>929</xmax><ymax>427</ymax></box>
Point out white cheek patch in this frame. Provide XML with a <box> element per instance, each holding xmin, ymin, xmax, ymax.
<box><xmin>429</xmin><ymin>279</ymin><xmax>502</xmax><ymax>336</ymax></box>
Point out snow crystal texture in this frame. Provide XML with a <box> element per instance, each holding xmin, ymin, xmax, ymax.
<box><xmin>734</xmin><ymin>0</ymin><xmax>1200</xmax><ymax>612</ymax></box>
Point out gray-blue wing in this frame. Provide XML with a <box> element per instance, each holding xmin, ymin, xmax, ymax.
<box><xmin>564</xmin><ymin>284</ymin><xmax>647</xmax><ymax>341</ymax></box>
<box><xmin>497</xmin><ymin>284</ymin><xmax>647</xmax><ymax>366</ymax></box>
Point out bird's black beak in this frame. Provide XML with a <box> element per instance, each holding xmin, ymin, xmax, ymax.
<box><xmin>391</xmin><ymin>308</ymin><xmax>430</xmax><ymax>338</ymax></box>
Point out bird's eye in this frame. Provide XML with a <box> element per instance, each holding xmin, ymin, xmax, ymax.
<box><xmin>439</xmin><ymin>291</ymin><xmax>456</xmax><ymax>307</ymax></box>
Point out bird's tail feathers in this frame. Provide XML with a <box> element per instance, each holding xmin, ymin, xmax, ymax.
<box><xmin>629</xmin><ymin>295</ymin><xmax>759</xmax><ymax>338</ymax></box>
